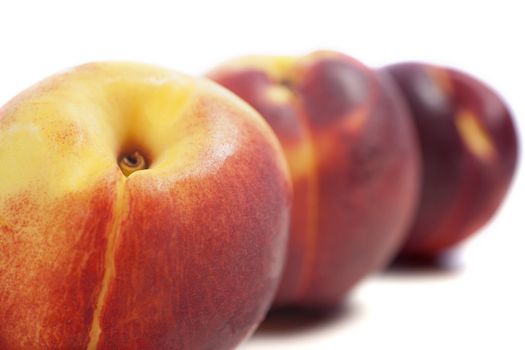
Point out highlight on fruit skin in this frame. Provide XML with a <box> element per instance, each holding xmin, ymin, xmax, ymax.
<box><xmin>0</xmin><ymin>62</ymin><xmax>292</xmax><ymax>349</ymax></box>
<box><xmin>209</xmin><ymin>51</ymin><xmax>421</xmax><ymax>308</ymax></box>
<box><xmin>384</xmin><ymin>62</ymin><xmax>518</xmax><ymax>258</ymax></box>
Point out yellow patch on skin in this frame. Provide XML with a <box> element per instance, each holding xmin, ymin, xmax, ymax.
<box><xmin>282</xmin><ymin>138</ymin><xmax>316</xmax><ymax>181</ymax></box>
<box><xmin>265</xmin><ymin>85</ymin><xmax>294</xmax><ymax>105</ymax></box>
<box><xmin>455</xmin><ymin>109</ymin><xmax>496</xmax><ymax>162</ymax></box>
<box><xmin>0</xmin><ymin>62</ymin><xmax>201</xmax><ymax>201</ymax></box>
<box><xmin>211</xmin><ymin>55</ymin><xmax>297</xmax><ymax>82</ymax></box>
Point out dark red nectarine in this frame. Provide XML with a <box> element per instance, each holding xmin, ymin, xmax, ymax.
<box><xmin>384</xmin><ymin>63</ymin><xmax>518</xmax><ymax>257</ymax></box>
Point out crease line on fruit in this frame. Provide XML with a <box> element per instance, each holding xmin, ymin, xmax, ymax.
<box><xmin>294</xmin><ymin>114</ymin><xmax>320</xmax><ymax>301</ymax></box>
<box><xmin>87</xmin><ymin>178</ymin><xmax>128</xmax><ymax>350</ymax></box>
<box><xmin>269</xmin><ymin>62</ymin><xmax>321</xmax><ymax>301</ymax></box>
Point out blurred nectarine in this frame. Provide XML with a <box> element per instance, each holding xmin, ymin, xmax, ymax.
<box><xmin>384</xmin><ymin>63</ymin><xmax>518</xmax><ymax>257</ymax></box>
<box><xmin>209</xmin><ymin>51</ymin><xmax>421</xmax><ymax>307</ymax></box>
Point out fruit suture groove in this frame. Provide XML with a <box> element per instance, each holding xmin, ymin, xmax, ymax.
<box><xmin>293</xmin><ymin>116</ymin><xmax>320</xmax><ymax>301</ymax></box>
<box><xmin>87</xmin><ymin>179</ymin><xmax>128</xmax><ymax>350</ymax></box>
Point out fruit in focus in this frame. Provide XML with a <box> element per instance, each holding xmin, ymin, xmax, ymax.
<box><xmin>209</xmin><ymin>51</ymin><xmax>421</xmax><ymax>307</ymax></box>
<box><xmin>0</xmin><ymin>63</ymin><xmax>292</xmax><ymax>349</ymax></box>
<box><xmin>384</xmin><ymin>63</ymin><xmax>518</xmax><ymax>257</ymax></box>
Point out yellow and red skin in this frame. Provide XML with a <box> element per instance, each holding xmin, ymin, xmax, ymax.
<box><xmin>0</xmin><ymin>63</ymin><xmax>292</xmax><ymax>349</ymax></box>
<box><xmin>384</xmin><ymin>63</ymin><xmax>518</xmax><ymax>257</ymax></box>
<box><xmin>209</xmin><ymin>52</ymin><xmax>421</xmax><ymax>307</ymax></box>
<box><xmin>97</xmin><ymin>98</ymin><xmax>291</xmax><ymax>350</ymax></box>
<box><xmin>0</xmin><ymin>180</ymin><xmax>116</xmax><ymax>349</ymax></box>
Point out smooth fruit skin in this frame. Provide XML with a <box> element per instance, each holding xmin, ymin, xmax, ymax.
<box><xmin>384</xmin><ymin>63</ymin><xmax>518</xmax><ymax>257</ymax></box>
<box><xmin>0</xmin><ymin>63</ymin><xmax>292</xmax><ymax>349</ymax></box>
<box><xmin>209</xmin><ymin>52</ymin><xmax>421</xmax><ymax>307</ymax></box>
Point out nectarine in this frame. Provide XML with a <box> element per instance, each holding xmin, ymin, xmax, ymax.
<box><xmin>0</xmin><ymin>63</ymin><xmax>292</xmax><ymax>349</ymax></box>
<box><xmin>384</xmin><ymin>63</ymin><xmax>518</xmax><ymax>257</ymax></box>
<box><xmin>209</xmin><ymin>51</ymin><xmax>421</xmax><ymax>307</ymax></box>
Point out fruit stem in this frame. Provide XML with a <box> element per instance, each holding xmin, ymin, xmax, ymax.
<box><xmin>118</xmin><ymin>151</ymin><xmax>147</xmax><ymax>176</ymax></box>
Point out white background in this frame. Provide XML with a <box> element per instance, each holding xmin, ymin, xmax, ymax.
<box><xmin>0</xmin><ymin>1</ymin><xmax>523</xmax><ymax>349</ymax></box>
